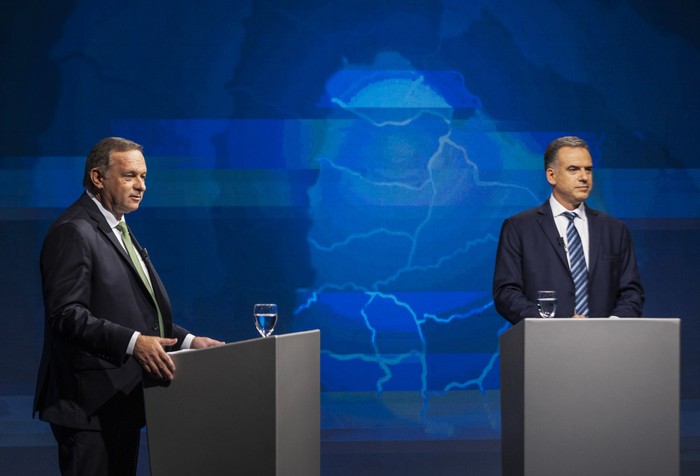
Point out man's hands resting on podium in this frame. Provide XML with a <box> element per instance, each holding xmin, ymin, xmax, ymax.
<box><xmin>191</xmin><ymin>336</ymin><xmax>225</xmax><ymax>349</ymax></box>
<box><xmin>134</xmin><ymin>335</ymin><xmax>224</xmax><ymax>381</ymax></box>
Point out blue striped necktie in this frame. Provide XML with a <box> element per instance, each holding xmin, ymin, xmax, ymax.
<box><xmin>563</xmin><ymin>211</ymin><xmax>589</xmax><ymax>316</ymax></box>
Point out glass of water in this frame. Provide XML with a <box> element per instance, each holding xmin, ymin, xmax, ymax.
<box><xmin>536</xmin><ymin>291</ymin><xmax>557</xmax><ymax>318</ymax></box>
<box><xmin>254</xmin><ymin>303</ymin><xmax>278</xmax><ymax>337</ymax></box>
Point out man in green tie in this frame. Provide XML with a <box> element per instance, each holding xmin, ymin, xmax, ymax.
<box><xmin>34</xmin><ymin>137</ymin><xmax>224</xmax><ymax>475</ymax></box>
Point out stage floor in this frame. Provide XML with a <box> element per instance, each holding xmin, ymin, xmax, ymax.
<box><xmin>3</xmin><ymin>394</ymin><xmax>700</xmax><ymax>475</ymax></box>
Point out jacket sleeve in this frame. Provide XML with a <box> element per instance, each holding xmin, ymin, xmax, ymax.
<box><xmin>610</xmin><ymin>224</ymin><xmax>645</xmax><ymax>317</ymax></box>
<box><xmin>493</xmin><ymin>218</ymin><xmax>539</xmax><ymax>325</ymax></box>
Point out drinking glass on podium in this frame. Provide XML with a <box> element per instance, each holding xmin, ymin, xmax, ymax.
<box><xmin>537</xmin><ymin>291</ymin><xmax>557</xmax><ymax>318</ymax></box>
<box><xmin>254</xmin><ymin>303</ymin><xmax>278</xmax><ymax>337</ymax></box>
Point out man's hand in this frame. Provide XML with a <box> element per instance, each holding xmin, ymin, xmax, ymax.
<box><xmin>571</xmin><ymin>314</ymin><xmax>588</xmax><ymax>319</ymax></box>
<box><xmin>191</xmin><ymin>336</ymin><xmax>225</xmax><ymax>349</ymax></box>
<box><xmin>133</xmin><ymin>335</ymin><xmax>177</xmax><ymax>381</ymax></box>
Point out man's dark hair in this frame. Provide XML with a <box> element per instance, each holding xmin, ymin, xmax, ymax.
<box><xmin>83</xmin><ymin>137</ymin><xmax>143</xmax><ymax>192</ymax></box>
<box><xmin>544</xmin><ymin>136</ymin><xmax>589</xmax><ymax>170</ymax></box>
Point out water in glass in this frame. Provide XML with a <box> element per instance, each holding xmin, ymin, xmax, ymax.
<box><xmin>536</xmin><ymin>291</ymin><xmax>557</xmax><ymax>318</ymax></box>
<box><xmin>254</xmin><ymin>303</ymin><xmax>278</xmax><ymax>337</ymax></box>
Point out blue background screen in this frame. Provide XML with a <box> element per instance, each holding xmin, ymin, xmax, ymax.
<box><xmin>2</xmin><ymin>0</ymin><xmax>699</xmax><ymax>473</ymax></box>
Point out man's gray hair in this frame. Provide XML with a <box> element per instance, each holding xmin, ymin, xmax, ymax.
<box><xmin>544</xmin><ymin>136</ymin><xmax>589</xmax><ymax>170</ymax></box>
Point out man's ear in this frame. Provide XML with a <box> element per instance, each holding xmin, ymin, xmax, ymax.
<box><xmin>545</xmin><ymin>167</ymin><xmax>556</xmax><ymax>186</ymax></box>
<box><xmin>90</xmin><ymin>168</ymin><xmax>104</xmax><ymax>190</ymax></box>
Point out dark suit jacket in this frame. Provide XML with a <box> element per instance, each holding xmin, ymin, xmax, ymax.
<box><xmin>33</xmin><ymin>193</ymin><xmax>189</xmax><ymax>430</ymax></box>
<box><xmin>493</xmin><ymin>200</ymin><xmax>644</xmax><ymax>324</ymax></box>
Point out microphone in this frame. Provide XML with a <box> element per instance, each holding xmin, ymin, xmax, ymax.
<box><xmin>558</xmin><ymin>237</ymin><xmax>567</xmax><ymax>251</ymax></box>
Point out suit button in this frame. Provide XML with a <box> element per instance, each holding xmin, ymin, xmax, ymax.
<box><xmin>152</xmin><ymin>323</ymin><xmax>160</xmax><ymax>332</ymax></box>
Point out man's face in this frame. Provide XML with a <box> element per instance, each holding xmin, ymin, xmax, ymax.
<box><xmin>92</xmin><ymin>149</ymin><xmax>147</xmax><ymax>220</ymax></box>
<box><xmin>546</xmin><ymin>146</ymin><xmax>593</xmax><ymax>210</ymax></box>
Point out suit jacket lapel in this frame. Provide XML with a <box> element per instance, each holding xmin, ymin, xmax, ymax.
<box><xmin>537</xmin><ymin>201</ymin><xmax>570</xmax><ymax>270</ymax></box>
<box><xmin>79</xmin><ymin>194</ymin><xmax>128</xmax><ymax>258</ymax></box>
<box><xmin>78</xmin><ymin>193</ymin><xmax>156</xmax><ymax>304</ymax></box>
<box><xmin>585</xmin><ymin>206</ymin><xmax>601</xmax><ymax>276</ymax></box>
<box><xmin>129</xmin><ymin>228</ymin><xmax>173</xmax><ymax>334</ymax></box>
<box><xmin>128</xmin><ymin>231</ymin><xmax>159</xmax><ymax>293</ymax></box>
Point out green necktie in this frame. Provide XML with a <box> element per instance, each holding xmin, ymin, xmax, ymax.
<box><xmin>116</xmin><ymin>221</ymin><xmax>165</xmax><ymax>337</ymax></box>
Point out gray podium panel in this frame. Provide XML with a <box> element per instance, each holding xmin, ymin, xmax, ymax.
<box><xmin>500</xmin><ymin>318</ymin><xmax>679</xmax><ymax>476</ymax></box>
<box><xmin>144</xmin><ymin>330</ymin><xmax>320</xmax><ymax>476</ymax></box>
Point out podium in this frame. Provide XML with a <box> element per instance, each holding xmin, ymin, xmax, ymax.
<box><xmin>143</xmin><ymin>330</ymin><xmax>320</xmax><ymax>476</ymax></box>
<box><xmin>500</xmin><ymin>318</ymin><xmax>679</xmax><ymax>476</ymax></box>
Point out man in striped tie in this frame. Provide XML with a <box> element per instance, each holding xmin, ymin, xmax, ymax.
<box><xmin>492</xmin><ymin>136</ymin><xmax>644</xmax><ymax>325</ymax></box>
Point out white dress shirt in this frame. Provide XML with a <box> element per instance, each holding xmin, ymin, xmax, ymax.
<box><xmin>549</xmin><ymin>195</ymin><xmax>589</xmax><ymax>268</ymax></box>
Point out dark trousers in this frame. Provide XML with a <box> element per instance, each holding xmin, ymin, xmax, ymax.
<box><xmin>50</xmin><ymin>422</ymin><xmax>141</xmax><ymax>476</ymax></box>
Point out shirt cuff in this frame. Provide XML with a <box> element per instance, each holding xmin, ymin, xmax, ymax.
<box><xmin>126</xmin><ymin>331</ymin><xmax>140</xmax><ymax>355</ymax></box>
<box><xmin>182</xmin><ymin>334</ymin><xmax>195</xmax><ymax>349</ymax></box>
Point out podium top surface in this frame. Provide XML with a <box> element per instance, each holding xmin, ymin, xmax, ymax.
<box><xmin>168</xmin><ymin>329</ymin><xmax>320</xmax><ymax>356</ymax></box>
<box><xmin>502</xmin><ymin>318</ymin><xmax>680</xmax><ymax>341</ymax></box>
<box><xmin>518</xmin><ymin>317</ymin><xmax>679</xmax><ymax>326</ymax></box>
<box><xmin>523</xmin><ymin>317</ymin><xmax>677</xmax><ymax>321</ymax></box>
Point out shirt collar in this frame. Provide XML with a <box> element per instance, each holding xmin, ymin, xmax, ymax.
<box><xmin>86</xmin><ymin>189</ymin><xmax>122</xmax><ymax>229</ymax></box>
<box><xmin>549</xmin><ymin>194</ymin><xmax>586</xmax><ymax>220</ymax></box>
